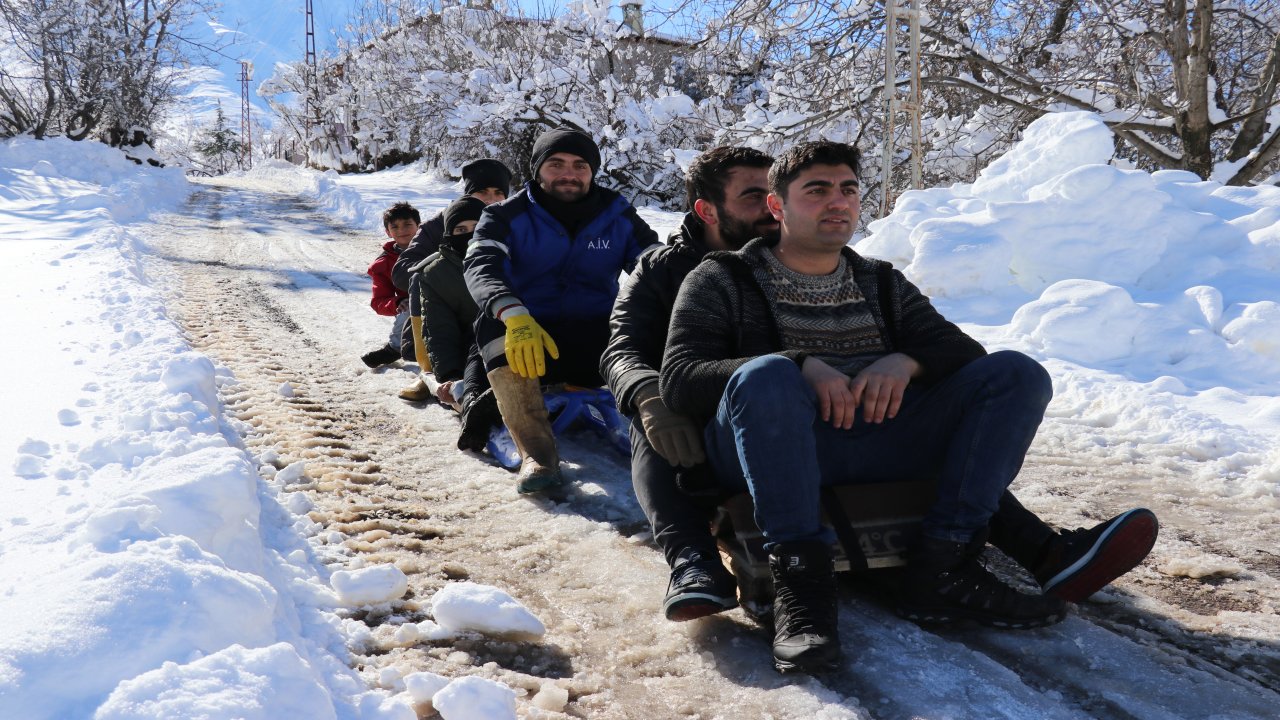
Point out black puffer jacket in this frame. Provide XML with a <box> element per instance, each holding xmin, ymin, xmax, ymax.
<box><xmin>420</xmin><ymin>243</ymin><xmax>479</xmax><ymax>382</ymax></box>
<box><xmin>601</xmin><ymin>214</ymin><xmax>711</xmax><ymax>416</ymax></box>
<box><xmin>660</xmin><ymin>236</ymin><xmax>987</xmax><ymax>423</ymax></box>
<box><xmin>391</xmin><ymin>211</ymin><xmax>445</xmax><ymax>291</ymax></box>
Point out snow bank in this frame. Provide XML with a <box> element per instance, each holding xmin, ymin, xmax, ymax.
<box><xmin>0</xmin><ymin>138</ymin><xmax>410</xmax><ymax>720</ymax></box>
<box><xmin>860</xmin><ymin>111</ymin><xmax>1280</xmax><ymax>490</ymax></box>
<box><xmin>234</xmin><ymin>160</ymin><xmax>459</xmax><ymax>233</ymax></box>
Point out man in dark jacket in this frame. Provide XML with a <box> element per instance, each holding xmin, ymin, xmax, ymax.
<box><xmin>421</xmin><ymin>196</ymin><xmax>487</xmax><ymax>409</ymax></box>
<box><xmin>606</xmin><ymin>146</ymin><xmax>1156</xmax><ymax>630</ymax></box>
<box><xmin>602</xmin><ymin>146</ymin><xmax>778</xmax><ymax>620</ymax></box>
<box><xmin>465</xmin><ymin>127</ymin><xmax>659</xmax><ymax>493</ymax></box>
<box><xmin>660</xmin><ymin>142</ymin><xmax>1157</xmax><ymax>674</ymax></box>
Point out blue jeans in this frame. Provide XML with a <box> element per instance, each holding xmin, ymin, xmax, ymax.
<box><xmin>389</xmin><ymin>311</ymin><xmax>409</xmax><ymax>350</ymax></box>
<box><xmin>704</xmin><ymin>351</ymin><xmax>1052</xmax><ymax>549</ymax></box>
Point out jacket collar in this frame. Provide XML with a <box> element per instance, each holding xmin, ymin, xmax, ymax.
<box><xmin>526</xmin><ymin>181</ymin><xmax>617</xmax><ymax>235</ymax></box>
<box><xmin>669</xmin><ymin>213</ymin><xmax>711</xmax><ymax>256</ymax></box>
<box><xmin>710</xmin><ymin>235</ymin><xmax>884</xmax><ymax>275</ymax></box>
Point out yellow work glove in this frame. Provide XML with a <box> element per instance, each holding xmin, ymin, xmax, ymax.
<box><xmin>503</xmin><ymin>313</ymin><xmax>559</xmax><ymax>378</ymax></box>
<box><xmin>635</xmin><ymin>384</ymin><xmax>706</xmax><ymax>468</ymax></box>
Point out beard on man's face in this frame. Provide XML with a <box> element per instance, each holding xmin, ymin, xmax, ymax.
<box><xmin>542</xmin><ymin>178</ymin><xmax>588</xmax><ymax>202</ymax></box>
<box><xmin>718</xmin><ymin>209</ymin><xmax>779</xmax><ymax>250</ymax></box>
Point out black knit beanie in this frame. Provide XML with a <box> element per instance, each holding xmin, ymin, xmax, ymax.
<box><xmin>443</xmin><ymin>196</ymin><xmax>487</xmax><ymax>236</ymax></box>
<box><xmin>461</xmin><ymin>158</ymin><xmax>512</xmax><ymax>196</ymax></box>
<box><xmin>529</xmin><ymin>127</ymin><xmax>601</xmax><ymax>179</ymax></box>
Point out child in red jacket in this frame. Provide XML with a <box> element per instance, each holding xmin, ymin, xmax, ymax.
<box><xmin>362</xmin><ymin>202</ymin><xmax>421</xmax><ymax>367</ymax></box>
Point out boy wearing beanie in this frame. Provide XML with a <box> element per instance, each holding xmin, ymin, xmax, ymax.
<box><xmin>418</xmin><ymin>196</ymin><xmax>487</xmax><ymax>410</ymax></box>
<box><xmin>391</xmin><ymin>158</ymin><xmax>512</xmax><ymax>292</ymax></box>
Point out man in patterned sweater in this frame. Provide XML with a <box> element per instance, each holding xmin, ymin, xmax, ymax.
<box><xmin>660</xmin><ymin>141</ymin><xmax>1157</xmax><ymax>674</ymax></box>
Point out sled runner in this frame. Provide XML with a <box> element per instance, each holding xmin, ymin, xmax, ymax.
<box><xmin>713</xmin><ymin>480</ymin><xmax>936</xmax><ymax>619</ymax></box>
<box><xmin>486</xmin><ymin>386</ymin><xmax>631</xmax><ymax>470</ymax></box>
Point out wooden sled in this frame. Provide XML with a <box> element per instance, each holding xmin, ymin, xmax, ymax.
<box><xmin>712</xmin><ymin>480</ymin><xmax>936</xmax><ymax>620</ymax></box>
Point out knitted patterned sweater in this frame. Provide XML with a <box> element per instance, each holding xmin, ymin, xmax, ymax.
<box><xmin>659</xmin><ymin>236</ymin><xmax>987</xmax><ymax>423</ymax></box>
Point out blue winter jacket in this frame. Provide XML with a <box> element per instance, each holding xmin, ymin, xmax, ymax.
<box><xmin>464</xmin><ymin>183</ymin><xmax>659</xmax><ymax>321</ymax></box>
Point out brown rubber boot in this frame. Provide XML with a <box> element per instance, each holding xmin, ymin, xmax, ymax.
<box><xmin>487</xmin><ymin>367</ymin><xmax>562</xmax><ymax>494</ymax></box>
<box><xmin>398</xmin><ymin>376</ymin><xmax>432</xmax><ymax>401</ymax></box>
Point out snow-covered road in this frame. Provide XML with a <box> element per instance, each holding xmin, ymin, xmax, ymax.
<box><xmin>130</xmin><ymin>173</ymin><xmax>1280</xmax><ymax>719</ymax></box>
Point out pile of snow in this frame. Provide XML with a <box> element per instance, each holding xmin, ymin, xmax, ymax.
<box><xmin>331</xmin><ymin>564</ymin><xmax>410</xmax><ymax>606</ymax></box>
<box><xmin>859</xmin><ymin>112</ymin><xmax>1280</xmax><ymax>492</ymax></box>
<box><xmin>0</xmin><ymin>137</ymin><xmax>412</xmax><ymax>720</ymax></box>
<box><xmin>430</xmin><ymin>581</ymin><xmax>547</xmax><ymax>638</ymax></box>
<box><xmin>0</xmin><ymin>136</ymin><xmax>554</xmax><ymax>719</ymax></box>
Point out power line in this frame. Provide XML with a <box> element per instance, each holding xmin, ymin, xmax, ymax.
<box><xmin>305</xmin><ymin>0</ymin><xmax>318</xmax><ymax>140</ymax></box>
<box><xmin>240</xmin><ymin>60</ymin><xmax>253</xmax><ymax>169</ymax></box>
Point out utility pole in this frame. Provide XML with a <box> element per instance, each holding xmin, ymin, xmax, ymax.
<box><xmin>880</xmin><ymin>0</ymin><xmax>924</xmax><ymax>217</ymax></box>
<box><xmin>239</xmin><ymin>61</ymin><xmax>253</xmax><ymax>169</ymax></box>
<box><xmin>304</xmin><ymin>0</ymin><xmax>318</xmax><ymax>150</ymax></box>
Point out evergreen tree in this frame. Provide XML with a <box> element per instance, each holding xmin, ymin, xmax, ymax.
<box><xmin>194</xmin><ymin>103</ymin><xmax>243</xmax><ymax>175</ymax></box>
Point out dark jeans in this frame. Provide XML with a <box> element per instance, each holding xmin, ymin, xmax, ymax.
<box><xmin>704</xmin><ymin>351</ymin><xmax>1052</xmax><ymax>549</ymax></box>
<box><xmin>629</xmin><ymin>415</ymin><xmax>720</xmax><ymax>567</ymax></box>
<box><xmin>460</xmin><ymin>341</ymin><xmax>488</xmax><ymax>400</ymax></box>
<box><xmin>475</xmin><ymin>313</ymin><xmax>610</xmax><ymax>387</ymax></box>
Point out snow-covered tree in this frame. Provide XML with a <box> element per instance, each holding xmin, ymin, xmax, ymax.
<box><xmin>192</xmin><ymin>103</ymin><xmax>243</xmax><ymax>175</ymax></box>
<box><xmin>0</xmin><ymin>0</ymin><xmax>217</xmax><ymax>154</ymax></box>
<box><xmin>260</xmin><ymin>0</ymin><xmax>1279</xmax><ymax>211</ymax></box>
<box><xmin>262</xmin><ymin>0</ymin><xmax>714</xmax><ymax>205</ymax></box>
<box><xmin>912</xmin><ymin>0</ymin><xmax>1280</xmax><ymax>183</ymax></box>
<box><xmin>676</xmin><ymin>0</ymin><xmax>1280</xmax><ymax>186</ymax></box>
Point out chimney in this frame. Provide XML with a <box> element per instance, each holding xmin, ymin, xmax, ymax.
<box><xmin>621</xmin><ymin>1</ymin><xmax>644</xmax><ymax>36</ymax></box>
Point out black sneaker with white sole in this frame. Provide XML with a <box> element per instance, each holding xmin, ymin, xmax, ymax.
<box><xmin>663</xmin><ymin>552</ymin><xmax>738</xmax><ymax>622</ymax></box>
<box><xmin>899</xmin><ymin>535</ymin><xmax>1067</xmax><ymax>629</ymax></box>
<box><xmin>1035</xmin><ymin>508</ymin><xmax>1159</xmax><ymax>602</ymax></box>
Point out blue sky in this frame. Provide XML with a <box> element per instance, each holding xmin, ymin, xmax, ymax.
<box><xmin>198</xmin><ymin>0</ymin><xmax>350</xmax><ymax>109</ymax></box>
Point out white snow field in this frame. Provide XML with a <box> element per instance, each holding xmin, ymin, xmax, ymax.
<box><xmin>1</xmin><ymin>111</ymin><xmax>1277</xmax><ymax>719</ymax></box>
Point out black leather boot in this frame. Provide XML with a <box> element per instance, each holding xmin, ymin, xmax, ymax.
<box><xmin>769</xmin><ymin>541</ymin><xmax>841</xmax><ymax>673</ymax></box>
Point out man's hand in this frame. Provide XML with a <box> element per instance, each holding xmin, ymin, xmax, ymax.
<box><xmin>849</xmin><ymin>353</ymin><xmax>919</xmax><ymax>424</ymax></box>
<box><xmin>801</xmin><ymin>356</ymin><xmax>857</xmax><ymax>429</ymax></box>
<box><xmin>503</xmin><ymin>313</ymin><xmax>559</xmax><ymax>378</ymax></box>
<box><xmin>397</xmin><ymin>297</ymin><xmax>410</xmax><ymax>313</ymax></box>
<box><xmin>436</xmin><ymin>380</ymin><xmax>461</xmax><ymax>411</ymax></box>
<box><xmin>635</xmin><ymin>385</ymin><xmax>705</xmax><ymax>467</ymax></box>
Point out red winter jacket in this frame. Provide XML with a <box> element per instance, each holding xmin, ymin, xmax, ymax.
<box><xmin>368</xmin><ymin>240</ymin><xmax>409</xmax><ymax>316</ymax></box>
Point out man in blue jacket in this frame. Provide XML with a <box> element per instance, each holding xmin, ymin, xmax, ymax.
<box><xmin>465</xmin><ymin>127</ymin><xmax>659</xmax><ymax>493</ymax></box>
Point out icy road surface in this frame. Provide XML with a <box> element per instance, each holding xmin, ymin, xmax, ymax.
<box><xmin>135</xmin><ymin>176</ymin><xmax>1280</xmax><ymax>719</ymax></box>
